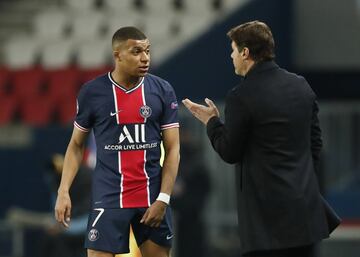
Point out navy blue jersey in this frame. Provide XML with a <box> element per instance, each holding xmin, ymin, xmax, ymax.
<box><xmin>75</xmin><ymin>72</ymin><xmax>179</xmax><ymax>209</ymax></box>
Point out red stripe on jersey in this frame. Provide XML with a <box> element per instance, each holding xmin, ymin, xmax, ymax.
<box><xmin>113</xmin><ymin>83</ymin><xmax>149</xmax><ymax>208</ymax></box>
<box><xmin>121</xmin><ymin>150</ymin><xmax>148</xmax><ymax>207</ymax></box>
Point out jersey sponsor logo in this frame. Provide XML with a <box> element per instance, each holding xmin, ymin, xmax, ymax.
<box><xmin>140</xmin><ymin>105</ymin><xmax>152</xmax><ymax>118</ymax></box>
<box><xmin>104</xmin><ymin>124</ymin><xmax>158</xmax><ymax>151</ymax></box>
<box><xmin>166</xmin><ymin>234</ymin><xmax>174</xmax><ymax>240</ymax></box>
<box><xmin>88</xmin><ymin>228</ymin><xmax>99</xmax><ymax>241</ymax></box>
<box><xmin>104</xmin><ymin>142</ymin><xmax>158</xmax><ymax>151</ymax></box>
<box><xmin>119</xmin><ymin>124</ymin><xmax>145</xmax><ymax>144</ymax></box>
<box><xmin>110</xmin><ymin>110</ymin><xmax>122</xmax><ymax>116</ymax></box>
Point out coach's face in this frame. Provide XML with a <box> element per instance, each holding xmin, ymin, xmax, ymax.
<box><xmin>230</xmin><ymin>41</ymin><xmax>248</xmax><ymax>76</ymax></box>
<box><xmin>117</xmin><ymin>39</ymin><xmax>150</xmax><ymax>77</ymax></box>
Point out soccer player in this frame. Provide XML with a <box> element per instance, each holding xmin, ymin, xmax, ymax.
<box><xmin>54</xmin><ymin>27</ymin><xmax>180</xmax><ymax>257</ymax></box>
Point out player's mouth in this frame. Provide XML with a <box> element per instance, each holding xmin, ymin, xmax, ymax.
<box><xmin>139</xmin><ymin>66</ymin><xmax>149</xmax><ymax>72</ymax></box>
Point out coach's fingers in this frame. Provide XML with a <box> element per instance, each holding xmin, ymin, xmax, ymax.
<box><xmin>205</xmin><ymin>98</ymin><xmax>215</xmax><ymax>108</ymax></box>
<box><xmin>182</xmin><ymin>98</ymin><xmax>194</xmax><ymax>111</ymax></box>
<box><xmin>205</xmin><ymin>98</ymin><xmax>220</xmax><ymax>116</ymax></box>
<box><xmin>182</xmin><ymin>99</ymin><xmax>204</xmax><ymax>110</ymax></box>
<box><xmin>182</xmin><ymin>99</ymin><xmax>206</xmax><ymax>119</ymax></box>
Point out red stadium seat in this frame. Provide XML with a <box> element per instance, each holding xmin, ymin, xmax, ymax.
<box><xmin>0</xmin><ymin>96</ymin><xmax>17</xmax><ymax>125</ymax></box>
<box><xmin>46</xmin><ymin>67</ymin><xmax>80</xmax><ymax>104</ymax></box>
<box><xmin>11</xmin><ymin>67</ymin><xmax>45</xmax><ymax>101</ymax></box>
<box><xmin>57</xmin><ymin>96</ymin><xmax>77</xmax><ymax>125</ymax></box>
<box><xmin>80</xmin><ymin>67</ymin><xmax>111</xmax><ymax>84</ymax></box>
<box><xmin>19</xmin><ymin>95</ymin><xmax>55</xmax><ymax>126</ymax></box>
<box><xmin>0</xmin><ymin>67</ymin><xmax>10</xmax><ymax>97</ymax></box>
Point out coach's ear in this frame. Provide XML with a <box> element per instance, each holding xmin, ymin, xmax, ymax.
<box><xmin>242</xmin><ymin>47</ymin><xmax>250</xmax><ymax>59</ymax></box>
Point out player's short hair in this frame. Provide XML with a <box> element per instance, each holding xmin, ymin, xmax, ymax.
<box><xmin>112</xmin><ymin>26</ymin><xmax>147</xmax><ymax>47</ymax></box>
<box><xmin>227</xmin><ymin>20</ymin><xmax>275</xmax><ymax>62</ymax></box>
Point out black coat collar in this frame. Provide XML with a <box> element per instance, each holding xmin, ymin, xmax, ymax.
<box><xmin>244</xmin><ymin>61</ymin><xmax>279</xmax><ymax>79</ymax></box>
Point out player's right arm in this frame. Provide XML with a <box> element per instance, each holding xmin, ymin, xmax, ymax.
<box><xmin>54</xmin><ymin>127</ymin><xmax>88</xmax><ymax>228</ymax></box>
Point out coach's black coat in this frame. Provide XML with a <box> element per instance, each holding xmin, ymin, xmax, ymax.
<box><xmin>207</xmin><ymin>61</ymin><xmax>340</xmax><ymax>254</ymax></box>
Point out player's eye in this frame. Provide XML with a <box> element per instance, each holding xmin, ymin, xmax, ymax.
<box><xmin>132</xmin><ymin>49</ymin><xmax>141</xmax><ymax>55</ymax></box>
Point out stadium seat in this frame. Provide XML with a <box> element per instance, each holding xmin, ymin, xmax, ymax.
<box><xmin>46</xmin><ymin>67</ymin><xmax>79</xmax><ymax>105</ymax></box>
<box><xmin>178</xmin><ymin>12</ymin><xmax>213</xmax><ymax>37</ymax></box>
<box><xmin>64</xmin><ymin>0</ymin><xmax>96</xmax><ymax>10</ymax></box>
<box><xmin>144</xmin><ymin>15</ymin><xmax>173</xmax><ymax>40</ymax></box>
<box><xmin>76</xmin><ymin>38</ymin><xmax>111</xmax><ymax>69</ymax></box>
<box><xmin>3</xmin><ymin>35</ymin><xmax>40</xmax><ymax>69</ymax></box>
<box><xmin>80</xmin><ymin>67</ymin><xmax>110</xmax><ymax>84</ymax></box>
<box><xmin>0</xmin><ymin>96</ymin><xmax>17</xmax><ymax>125</ymax></box>
<box><xmin>33</xmin><ymin>9</ymin><xmax>69</xmax><ymax>40</ymax></box>
<box><xmin>70</xmin><ymin>11</ymin><xmax>106</xmax><ymax>41</ymax></box>
<box><xmin>57</xmin><ymin>96</ymin><xmax>77</xmax><ymax>125</ymax></box>
<box><xmin>185</xmin><ymin>0</ymin><xmax>213</xmax><ymax>13</ymax></box>
<box><xmin>103</xmin><ymin>0</ymin><xmax>133</xmax><ymax>11</ymax></box>
<box><xmin>19</xmin><ymin>95</ymin><xmax>55</xmax><ymax>126</ymax></box>
<box><xmin>41</xmin><ymin>39</ymin><xmax>75</xmax><ymax>69</ymax></box>
<box><xmin>145</xmin><ymin>0</ymin><xmax>174</xmax><ymax>14</ymax></box>
<box><xmin>105</xmin><ymin>11</ymin><xmax>144</xmax><ymax>36</ymax></box>
<box><xmin>0</xmin><ymin>67</ymin><xmax>10</xmax><ymax>97</ymax></box>
<box><xmin>11</xmin><ymin>67</ymin><xmax>45</xmax><ymax>101</ymax></box>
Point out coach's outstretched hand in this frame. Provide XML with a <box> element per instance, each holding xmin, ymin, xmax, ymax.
<box><xmin>54</xmin><ymin>191</ymin><xmax>72</xmax><ymax>228</ymax></box>
<box><xmin>182</xmin><ymin>98</ymin><xmax>220</xmax><ymax>125</ymax></box>
<box><xmin>140</xmin><ymin>200</ymin><xmax>167</xmax><ymax>227</ymax></box>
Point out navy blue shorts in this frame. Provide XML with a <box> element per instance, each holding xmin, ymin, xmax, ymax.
<box><xmin>84</xmin><ymin>207</ymin><xmax>173</xmax><ymax>254</ymax></box>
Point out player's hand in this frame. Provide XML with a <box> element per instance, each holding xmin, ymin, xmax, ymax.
<box><xmin>140</xmin><ymin>200</ymin><xmax>167</xmax><ymax>227</ymax></box>
<box><xmin>182</xmin><ymin>98</ymin><xmax>220</xmax><ymax>125</ymax></box>
<box><xmin>54</xmin><ymin>191</ymin><xmax>72</xmax><ymax>228</ymax></box>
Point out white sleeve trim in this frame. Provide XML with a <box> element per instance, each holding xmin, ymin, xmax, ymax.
<box><xmin>74</xmin><ymin>121</ymin><xmax>90</xmax><ymax>132</ymax></box>
<box><xmin>161</xmin><ymin>123</ymin><xmax>179</xmax><ymax>130</ymax></box>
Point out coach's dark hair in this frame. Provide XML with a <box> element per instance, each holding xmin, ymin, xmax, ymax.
<box><xmin>227</xmin><ymin>20</ymin><xmax>275</xmax><ymax>62</ymax></box>
<box><xmin>112</xmin><ymin>26</ymin><xmax>147</xmax><ymax>46</ymax></box>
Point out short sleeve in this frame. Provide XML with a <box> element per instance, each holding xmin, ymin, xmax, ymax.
<box><xmin>160</xmin><ymin>82</ymin><xmax>179</xmax><ymax>130</ymax></box>
<box><xmin>74</xmin><ymin>85</ymin><xmax>93</xmax><ymax>132</ymax></box>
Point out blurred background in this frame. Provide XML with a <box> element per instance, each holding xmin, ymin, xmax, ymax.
<box><xmin>0</xmin><ymin>0</ymin><xmax>360</xmax><ymax>256</ymax></box>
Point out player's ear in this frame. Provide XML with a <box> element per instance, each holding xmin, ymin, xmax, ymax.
<box><xmin>113</xmin><ymin>51</ymin><xmax>121</xmax><ymax>62</ymax></box>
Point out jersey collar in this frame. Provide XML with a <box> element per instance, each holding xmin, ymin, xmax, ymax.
<box><xmin>108</xmin><ymin>72</ymin><xmax>144</xmax><ymax>93</ymax></box>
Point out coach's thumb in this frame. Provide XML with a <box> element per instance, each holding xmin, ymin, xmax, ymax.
<box><xmin>205</xmin><ymin>98</ymin><xmax>214</xmax><ymax>107</ymax></box>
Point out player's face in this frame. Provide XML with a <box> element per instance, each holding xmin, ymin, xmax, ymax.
<box><xmin>230</xmin><ymin>41</ymin><xmax>246</xmax><ymax>76</ymax></box>
<box><xmin>118</xmin><ymin>39</ymin><xmax>150</xmax><ymax>77</ymax></box>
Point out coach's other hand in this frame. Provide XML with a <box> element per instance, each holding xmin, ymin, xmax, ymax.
<box><xmin>182</xmin><ymin>98</ymin><xmax>219</xmax><ymax>125</ymax></box>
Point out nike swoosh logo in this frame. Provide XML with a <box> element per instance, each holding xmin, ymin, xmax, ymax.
<box><xmin>110</xmin><ymin>110</ymin><xmax>122</xmax><ymax>116</ymax></box>
<box><xmin>166</xmin><ymin>234</ymin><xmax>173</xmax><ymax>240</ymax></box>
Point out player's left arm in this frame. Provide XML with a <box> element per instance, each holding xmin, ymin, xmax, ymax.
<box><xmin>141</xmin><ymin>127</ymin><xmax>180</xmax><ymax>227</ymax></box>
<box><xmin>159</xmin><ymin>127</ymin><xmax>180</xmax><ymax>195</ymax></box>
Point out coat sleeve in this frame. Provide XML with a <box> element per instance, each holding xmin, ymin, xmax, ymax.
<box><xmin>206</xmin><ymin>90</ymin><xmax>251</xmax><ymax>164</ymax></box>
<box><xmin>310</xmin><ymin>98</ymin><xmax>323</xmax><ymax>174</ymax></box>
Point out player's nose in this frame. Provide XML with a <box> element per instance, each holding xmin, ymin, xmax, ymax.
<box><xmin>140</xmin><ymin>52</ymin><xmax>150</xmax><ymax>62</ymax></box>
